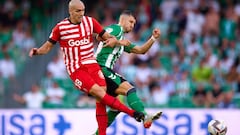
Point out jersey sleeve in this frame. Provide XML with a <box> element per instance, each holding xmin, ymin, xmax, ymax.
<box><xmin>48</xmin><ymin>25</ymin><xmax>60</xmax><ymax>44</ymax></box>
<box><xmin>92</xmin><ymin>17</ymin><xmax>104</xmax><ymax>34</ymax></box>
<box><xmin>124</xmin><ymin>43</ymin><xmax>136</xmax><ymax>53</ymax></box>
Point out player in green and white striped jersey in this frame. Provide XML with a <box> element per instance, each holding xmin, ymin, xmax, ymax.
<box><xmin>94</xmin><ymin>10</ymin><xmax>162</xmax><ymax>134</ymax></box>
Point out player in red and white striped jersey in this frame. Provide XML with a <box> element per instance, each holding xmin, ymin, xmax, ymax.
<box><xmin>29</xmin><ymin>0</ymin><xmax>144</xmax><ymax>135</ymax></box>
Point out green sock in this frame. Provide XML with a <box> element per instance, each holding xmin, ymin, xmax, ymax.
<box><xmin>127</xmin><ymin>88</ymin><xmax>147</xmax><ymax>115</ymax></box>
<box><xmin>95</xmin><ymin>110</ymin><xmax>120</xmax><ymax>135</ymax></box>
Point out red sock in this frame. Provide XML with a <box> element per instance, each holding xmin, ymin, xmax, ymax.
<box><xmin>96</xmin><ymin>102</ymin><xmax>107</xmax><ymax>135</ymax></box>
<box><xmin>100</xmin><ymin>94</ymin><xmax>135</xmax><ymax>117</ymax></box>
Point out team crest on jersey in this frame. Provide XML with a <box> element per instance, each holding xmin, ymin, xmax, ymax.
<box><xmin>106</xmin><ymin>28</ymin><xmax>113</xmax><ymax>33</ymax></box>
<box><xmin>98</xmin><ymin>71</ymin><xmax>105</xmax><ymax>79</ymax></box>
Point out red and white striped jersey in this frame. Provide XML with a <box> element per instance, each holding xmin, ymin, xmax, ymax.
<box><xmin>49</xmin><ymin>16</ymin><xmax>104</xmax><ymax>75</ymax></box>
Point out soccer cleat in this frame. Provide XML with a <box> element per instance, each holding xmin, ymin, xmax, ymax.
<box><xmin>133</xmin><ymin>111</ymin><xmax>145</xmax><ymax>122</ymax></box>
<box><xmin>143</xmin><ymin>111</ymin><xmax>162</xmax><ymax>128</ymax></box>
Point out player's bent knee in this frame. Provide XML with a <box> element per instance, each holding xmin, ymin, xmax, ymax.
<box><xmin>89</xmin><ymin>84</ymin><xmax>106</xmax><ymax>99</ymax></box>
<box><xmin>126</xmin><ymin>87</ymin><xmax>136</xmax><ymax>95</ymax></box>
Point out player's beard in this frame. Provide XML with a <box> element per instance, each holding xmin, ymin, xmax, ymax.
<box><xmin>125</xmin><ymin>28</ymin><xmax>131</xmax><ymax>33</ymax></box>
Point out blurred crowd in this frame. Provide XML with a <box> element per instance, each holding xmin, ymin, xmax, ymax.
<box><xmin>0</xmin><ymin>0</ymin><xmax>59</xmax><ymax>97</ymax></box>
<box><xmin>1</xmin><ymin>0</ymin><xmax>240</xmax><ymax>109</ymax></box>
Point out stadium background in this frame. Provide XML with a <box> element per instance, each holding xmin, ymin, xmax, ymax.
<box><xmin>0</xmin><ymin>0</ymin><xmax>239</xmax><ymax>135</ymax></box>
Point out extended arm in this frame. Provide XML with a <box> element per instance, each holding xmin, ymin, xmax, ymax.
<box><xmin>29</xmin><ymin>41</ymin><xmax>54</xmax><ymax>57</ymax></box>
<box><xmin>131</xmin><ymin>28</ymin><xmax>161</xmax><ymax>54</ymax></box>
<box><xmin>98</xmin><ymin>31</ymin><xmax>125</xmax><ymax>47</ymax></box>
<box><xmin>13</xmin><ymin>93</ymin><xmax>26</xmax><ymax>104</ymax></box>
<box><xmin>97</xmin><ymin>30</ymin><xmax>131</xmax><ymax>47</ymax></box>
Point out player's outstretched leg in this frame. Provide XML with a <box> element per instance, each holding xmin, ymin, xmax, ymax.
<box><xmin>126</xmin><ymin>88</ymin><xmax>163</xmax><ymax>128</ymax></box>
<box><xmin>100</xmin><ymin>93</ymin><xmax>145</xmax><ymax>121</ymax></box>
<box><xmin>126</xmin><ymin>88</ymin><xmax>147</xmax><ymax>115</ymax></box>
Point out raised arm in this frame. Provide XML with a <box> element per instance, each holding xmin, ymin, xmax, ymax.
<box><xmin>29</xmin><ymin>41</ymin><xmax>54</xmax><ymax>57</ymax></box>
<box><xmin>130</xmin><ymin>28</ymin><xmax>161</xmax><ymax>54</ymax></box>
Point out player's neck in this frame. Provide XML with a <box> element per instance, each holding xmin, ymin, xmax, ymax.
<box><xmin>68</xmin><ymin>17</ymin><xmax>81</xmax><ymax>25</ymax></box>
<box><xmin>118</xmin><ymin>23</ymin><xmax>126</xmax><ymax>33</ymax></box>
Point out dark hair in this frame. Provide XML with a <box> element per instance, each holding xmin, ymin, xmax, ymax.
<box><xmin>121</xmin><ymin>10</ymin><xmax>134</xmax><ymax>16</ymax></box>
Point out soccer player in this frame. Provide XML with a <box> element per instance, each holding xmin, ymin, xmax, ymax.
<box><xmin>28</xmin><ymin>1</ymin><xmax>144</xmax><ymax>135</ymax></box>
<box><xmin>94</xmin><ymin>10</ymin><xmax>162</xmax><ymax>134</ymax></box>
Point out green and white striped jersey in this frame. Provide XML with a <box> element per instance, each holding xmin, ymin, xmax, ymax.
<box><xmin>95</xmin><ymin>24</ymin><xmax>135</xmax><ymax>69</ymax></box>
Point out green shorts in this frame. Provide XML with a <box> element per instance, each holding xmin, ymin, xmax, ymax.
<box><xmin>101</xmin><ymin>66</ymin><xmax>126</xmax><ymax>97</ymax></box>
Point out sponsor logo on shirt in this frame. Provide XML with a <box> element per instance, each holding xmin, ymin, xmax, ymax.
<box><xmin>68</xmin><ymin>38</ymin><xmax>90</xmax><ymax>46</ymax></box>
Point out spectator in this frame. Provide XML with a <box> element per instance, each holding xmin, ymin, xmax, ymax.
<box><xmin>175</xmin><ymin>71</ymin><xmax>191</xmax><ymax>99</ymax></box>
<box><xmin>134</xmin><ymin>59</ymin><xmax>152</xmax><ymax>92</ymax></box>
<box><xmin>192</xmin><ymin>58</ymin><xmax>213</xmax><ymax>84</ymax></box>
<box><xmin>219</xmin><ymin>51</ymin><xmax>234</xmax><ymax>73</ymax></box>
<box><xmin>45</xmin><ymin>81</ymin><xmax>66</xmax><ymax>108</ymax></box>
<box><xmin>193</xmin><ymin>83</ymin><xmax>209</xmax><ymax>107</ymax></box>
<box><xmin>149</xmin><ymin>82</ymin><xmax>169</xmax><ymax>106</ymax></box>
<box><xmin>160</xmin><ymin>74</ymin><xmax>176</xmax><ymax>97</ymax></box>
<box><xmin>40</xmin><ymin>71</ymin><xmax>55</xmax><ymax>90</ymax></box>
<box><xmin>150</xmin><ymin>57</ymin><xmax>167</xmax><ymax>82</ymax></box>
<box><xmin>119</xmin><ymin>55</ymin><xmax>137</xmax><ymax>85</ymax></box>
<box><xmin>203</xmin><ymin>5</ymin><xmax>220</xmax><ymax>35</ymax></box>
<box><xmin>12</xmin><ymin>21</ymin><xmax>26</xmax><ymax>48</ymax></box>
<box><xmin>13</xmin><ymin>84</ymin><xmax>45</xmax><ymax>108</ymax></box>
<box><xmin>159</xmin><ymin>38</ymin><xmax>175</xmax><ymax>56</ymax></box>
<box><xmin>22</xmin><ymin>29</ymin><xmax>36</xmax><ymax>53</ymax></box>
<box><xmin>0</xmin><ymin>53</ymin><xmax>16</xmax><ymax>80</ymax></box>
<box><xmin>77</xmin><ymin>94</ymin><xmax>95</xmax><ymax>108</ymax></box>
<box><xmin>207</xmin><ymin>82</ymin><xmax>224</xmax><ymax>107</ymax></box>
<box><xmin>217</xmin><ymin>91</ymin><xmax>236</xmax><ymax>108</ymax></box>
<box><xmin>220</xmin><ymin>5</ymin><xmax>238</xmax><ymax>40</ymax></box>
<box><xmin>152</xmin><ymin>8</ymin><xmax>169</xmax><ymax>39</ymax></box>
<box><xmin>186</xmin><ymin>34</ymin><xmax>201</xmax><ymax>57</ymax></box>
<box><xmin>185</xmin><ymin>8</ymin><xmax>205</xmax><ymax>36</ymax></box>
<box><xmin>47</xmin><ymin>53</ymin><xmax>67</xmax><ymax>79</ymax></box>
<box><xmin>225</xmin><ymin>65</ymin><xmax>239</xmax><ymax>92</ymax></box>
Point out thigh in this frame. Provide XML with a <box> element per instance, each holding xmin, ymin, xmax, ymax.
<box><xmin>70</xmin><ymin>64</ymin><xmax>106</xmax><ymax>93</ymax></box>
<box><xmin>101</xmin><ymin>67</ymin><xmax>126</xmax><ymax>97</ymax></box>
<box><xmin>87</xmin><ymin>63</ymin><xmax>106</xmax><ymax>87</ymax></box>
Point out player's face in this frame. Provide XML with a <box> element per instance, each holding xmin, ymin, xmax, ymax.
<box><xmin>123</xmin><ymin>16</ymin><xmax>136</xmax><ymax>33</ymax></box>
<box><xmin>69</xmin><ymin>3</ymin><xmax>85</xmax><ymax>24</ymax></box>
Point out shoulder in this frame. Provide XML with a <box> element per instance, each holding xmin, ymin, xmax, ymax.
<box><xmin>84</xmin><ymin>16</ymin><xmax>97</xmax><ymax>23</ymax></box>
<box><xmin>106</xmin><ymin>24</ymin><xmax>121</xmax><ymax>30</ymax></box>
<box><xmin>105</xmin><ymin>24</ymin><xmax>122</xmax><ymax>35</ymax></box>
<box><xmin>56</xmin><ymin>18</ymin><xmax>69</xmax><ymax>26</ymax></box>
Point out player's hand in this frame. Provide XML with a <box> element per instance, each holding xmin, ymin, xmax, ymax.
<box><xmin>29</xmin><ymin>48</ymin><xmax>38</xmax><ymax>57</ymax></box>
<box><xmin>103</xmin><ymin>37</ymin><xmax>118</xmax><ymax>48</ymax></box>
<box><xmin>118</xmin><ymin>39</ymin><xmax>131</xmax><ymax>46</ymax></box>
<box><xmin>152</xmin><ymin>28</ymin><xmax>161</xmax><ymax>39</ymax></box>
